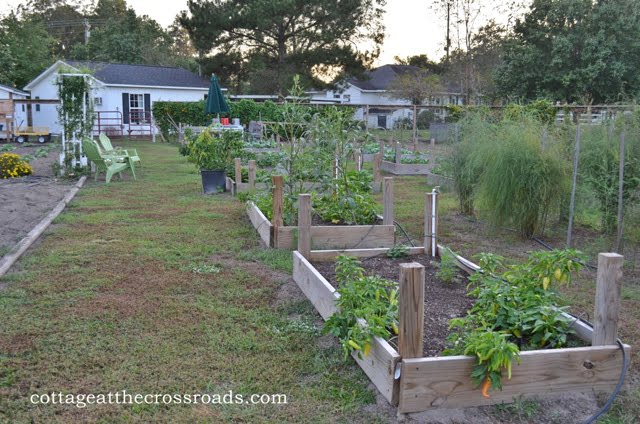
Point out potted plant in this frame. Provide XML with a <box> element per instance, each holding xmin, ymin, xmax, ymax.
<box><xmin>187</xmin><ymin>128</ymin><xmax>243</xmax><ymax>194</ymax></box>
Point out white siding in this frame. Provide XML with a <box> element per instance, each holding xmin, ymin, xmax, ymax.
<box><xmin>0</xmin><ymin>88</ymin><xmax>28</xmax><ymax>138</ymax></box>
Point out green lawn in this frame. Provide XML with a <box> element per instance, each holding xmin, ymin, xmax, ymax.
<box><xmin>0</xmin><ymin>141</ymin><xmax>384</xmax><ymax>423</ymax></box>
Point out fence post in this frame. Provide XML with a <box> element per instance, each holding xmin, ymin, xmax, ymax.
<box><xmin>234</xmin><ymin>158</ymin><xmax>242</xmax><ymax>185</ymax></box>
<box><xmin>383</xmin><ymin>177</ymin><xmax>394</xmax><ymax>226</ymax></box>
<box><xmin>373</xmin><ymin>152</ymin><xmax>382</xmax><ymax>187</ymax></box>
<box><xmin>424</xmin><ymin>190</ymin><xmax>439</xmax><ymax>256</ymax></box>
<box><xmin>412</xmin><ymin>105</ymin><xmax>418</xmax><ymax>150</ymax></box>
<box><xmin>248</xmin><ymin>160</ymin><xmax>256</xmax><ymax>189</ymax></box>
<box><xmin>593</xmin><ymin>253</ymin><xmax>624</xmax><ymax>346</ymax></box>
<box><xmin>297</xmin><ymin>194</ymin><xmax>312</xmax><ymax>258</ymax></box>
<box><xmin>399</xmin><ymin>262</ymin><xmax>425</xmax><ymax>359</ymax></box>
<box><xmin>395</xmin><ymin>141</ymin><xmax>402</xmax><ymax>164</ymax></box>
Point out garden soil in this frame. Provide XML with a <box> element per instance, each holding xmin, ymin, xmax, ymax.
<box><xmin>0</xmin><ymin>143</ymin><xmax>75</xmax><ymax>255</ymax></box>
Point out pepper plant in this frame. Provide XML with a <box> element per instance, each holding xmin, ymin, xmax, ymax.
<box><xmin>445</xmin><ymin>249</ymin><xmax>585</xmax><ymax>395</ymax></box>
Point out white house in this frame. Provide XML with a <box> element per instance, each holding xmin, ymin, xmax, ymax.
<box><xmin>24</xmin><ymin>60</ymin><xmax>210</xmax><ymax>136</ymax></box>
<box><xmin>0</xmin><ymin>83</ymin><xmax>29</xmax><ymax>140</ymax></box>
<box><xmin>308</xmin><ymin>65</ymin><xmax>466</xmax><ymax>129</ymax></box>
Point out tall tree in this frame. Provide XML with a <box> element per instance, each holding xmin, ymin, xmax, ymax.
<box><xmin>179</xmin><ymin>0</ymin><xmax>386</xmax><ymax>94</ymax></box>
<box><xmin>394</xmin><ymin>54</ymin><xmax>443</xmax><ymax>74</ymax></box>
<box><xmin>386</xmin><ymin>68</ymin><xmax>442</xmax><ymax>105</ymax></box>
<box><xmin>496</xmin><ymin>0</ymin><xmax>640</xmax><ymax>103</ymax></box>
<box><xmin>0</xmin><ymin>12</ymin><xmax>54</xmax><ymax>88</ymax></box>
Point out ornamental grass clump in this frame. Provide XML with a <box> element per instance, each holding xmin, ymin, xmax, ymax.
<box><xmin>0</xmin><ymin>153</ymin><xmax>33</xmax><ymax>178</ymax></box>
<box><xmin>452</xmin><ymin>109</ymin><xmax>568</xmax><ymax>238</ymax></box>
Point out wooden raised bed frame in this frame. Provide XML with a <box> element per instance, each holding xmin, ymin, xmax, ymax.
<box><xmin>245</xmin><ymin>173</ymin><xmax>397</xmax><ymax>250</ymax></box>
<box><xmin>292</xmin><ymin>192</ymin><xmax>631</xmax><ymax>413</ymax></box>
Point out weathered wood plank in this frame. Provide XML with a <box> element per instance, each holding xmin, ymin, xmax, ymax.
<box><xmin>245</xmin><ymin>201</ymin><xmax>272</xmax><ymax>247</ymax></box>
<box><xmin>292</xmin><ymin>251</ymin><xmax>337</xmax><ymax>319</ymax></box>
<box><xmin>309</xmin><ymin>247</ymin><xmax>425</xmax><ymax>262</ymax></box>
<box><xmin>311</xmin><ymin>225</ymin><xmax>395</xmax><ymax>250</ymax></box>
<box><xmin>398</xmin><ymin>344</ymin><xmax>630</xmax><ymax>412</ymax></box>
<box><xmin>274</xmin><ymin>225</ymin><xmax>395</xmax><ymax>250</ymax></box>
<box><xmin>593</xmin><ymin>253</ymin><xmax>624</xmax><ymax>345</ymax></box>
<box><xmin>298</xmin><ymin>194</ymin><xmax>312</xmax><ymax>258</ymax></box>
<box><xmin>292</xmin><ymin>251</ymin><xmax>401</xmax><ymax>405</ymax></box>
<box><xmin>399</xmin><ymin>263</ymin><xmax>425</xmax><ymax>359</ymax></box>
<box><xmin>380</xmin><ymin>160</ymin><xmax>432</xmax><ymax>176</ymax></box>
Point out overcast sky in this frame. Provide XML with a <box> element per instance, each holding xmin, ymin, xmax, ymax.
<box><xmin>5</xmin><ymin>0</ymin><xmax>518</xmax><ymax>65</ymax></box>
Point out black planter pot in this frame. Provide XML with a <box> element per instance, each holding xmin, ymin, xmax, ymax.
<box><xmin>200</xmin><ymin>169</ymin><xmax>226</xmax><ymax>194</ymax></box>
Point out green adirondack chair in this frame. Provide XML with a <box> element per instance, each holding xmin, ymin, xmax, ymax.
<box><xmin>82</xmin><ymin>138</ymin><xmax>136</xmax><ymax>183</ymax></box>
<box><xmin>98</xmin><ymin>133</ymin><xmax>142</xmax><ymax>168</ymax></box>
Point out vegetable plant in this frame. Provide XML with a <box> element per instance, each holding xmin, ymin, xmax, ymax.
<box><xmin>186</xmin><ymin>129</ymin><xmax>243</xmax><ymax>171</ymax></box>
<box><xmin>445</xmin><ymin>249</ymin><xmax>585</xmax><ymax>396</ymax></box>
<box><xmin>324</xmin><ymin>256</ymin><xmax>399</xmax><ymax>359</ymax></box>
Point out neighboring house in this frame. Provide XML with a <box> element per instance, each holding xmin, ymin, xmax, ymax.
<box><xmin>0</xmin><ymin>83</ymin><xmax>29</xmax><ymax>140</ymax></box>
<box><xmin>308</xmin><ymin>64</ymin><xmax>466</xmax><ymax>129</ymax></box>
<box><xmin>24</xmin><ymin>60</ymin><xmax>210</xmax><ymax>136</ymax></box>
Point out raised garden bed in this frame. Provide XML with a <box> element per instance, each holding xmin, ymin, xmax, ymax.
<box><xmin>246</xmin><ymin>180</ymin><xmax>397</xmax><ymax>250</ymax></box>
<box><xmin>292</xmin><ymin>193</ymin><xmax>630</xmax><ymax>413</ymax></box>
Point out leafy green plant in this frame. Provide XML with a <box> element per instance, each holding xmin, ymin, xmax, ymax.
<box><xmin>324</xmin><ymin>256</ymin><xmax>398</xmax><ymax>359</ymax></box>
<box><xmin>186</xmin><ymin>129</ymin><xmax>243</xmax><ymax>171</ymax></box>
<box><xmin>314</xmin><ymin>170</ymin><xmax>378</xmax><ymax>225</ymax></box>
<box><xmin>433</xmin><ymin>249</ymin><xmax>460</xmax><ymax>283</ymax></box>
<box><xmin>386</xmin><ymin>244</ymin><xmax>409</xmax><ymax>259</ymax></box>
<box><xmin>445</xmin><ymin>249</ymin><xmax>585</xmax><ymax>394</ymax></box>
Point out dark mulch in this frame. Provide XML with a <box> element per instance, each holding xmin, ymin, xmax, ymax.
<box><xmin>312</xmin><ymin>254</ymin><xmax>474</xmax><ymax>357</ymax></box>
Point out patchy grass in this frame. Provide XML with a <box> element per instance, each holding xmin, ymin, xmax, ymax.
<box><xmin>0</xmin><ymin>141</ymin><xmax>381</xmax><ymax>422</ymax></box>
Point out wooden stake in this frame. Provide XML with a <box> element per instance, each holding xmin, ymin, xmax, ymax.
<box><xmin>399</xmin><ymin>262</ymin><xmax>425</xmax><ymax>359</ymax></box>
<box><xmin>616</xmin><ymin>131</ymin><xmax>625</xmax><ymax>253</ymax></box>
<box><xmin>425</xmin><ymin>191</ymin><xmax>439</xmax><ymax>256</ymax></box>
<box><xmin>383</xmin><ymin>177</ymin><xmax>394</xmax><ymax>225</ymax></box>
<box><xmin>248</xmin><ymin>160</ymin><xmax>256</xmax><ymax>188</ymax></box>
<box><xmin>272</xmin><ymin>176</ymin><xmax>284</xmax><ymax>227</ymax></box>
<box><xmin>412</xmin><ymin>105</ymin><xmax>418</xmax><ymax>149</ymax></box>
<box><xmin>395</xmin><ymin>141</ymin><xmax>402</xmax><ymax>164</ymax></box>
<box><xmin>298</xmin><ymin>194</ymin><xmax>312</xmax><ymax>258</ymax></box>
<box><xmin>373</xmin><ymin>152</ymin><xmax>382</xmax><ymax>184</ymax></box>
<box><xmin>593</xmin><ymin>253</ymin><xmax>624</xmax><ymax>346</ymax></box>
<box><xmin>355</xmin><ymin>148</ymin><xmax>362</xmax><ymax>171</ymax></box>
<box><xmin>234</xmin><ymin>158</ymin><xmax>242</xmax><ymax>184</ymax></box>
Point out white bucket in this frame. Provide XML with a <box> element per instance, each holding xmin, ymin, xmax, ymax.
<box><xmin>232</xmin><ymin>118</ymin><xmax>240</xmax><ymax>126</ymax></box>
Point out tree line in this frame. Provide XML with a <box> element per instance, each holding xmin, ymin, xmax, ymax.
<box><xmin>2</xmin><ymin>0</ymin><xmax>640</xmax><ymax>104</ymax></box>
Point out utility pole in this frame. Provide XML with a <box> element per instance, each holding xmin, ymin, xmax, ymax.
<box><xmin>445</xmin><ymin>2</ymin><xmax>451</xmax><ymax>61</ymax></box>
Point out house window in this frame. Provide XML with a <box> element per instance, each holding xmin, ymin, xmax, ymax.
<box><xmin>333</xmin><ymin>94</ymin><xmax>341</xmax><ymax>99</ymax></box>
<box><xmin>35</xmin><ymin>96</ymin><xmax>40</xmax><ymax>112</ymax></box>
<box><xmin>377</xmin><ymin>115</ymin><xmax>387</xmax><ymax>129</ymax></box>
<box><xmin>129</xmin><ymin>94</ymin><xmax>145</xmax><ymax>123</ymax></box>
<box><xmin>22</xmin><ymin>105</ymin><xmax>25</xmax><ymax>112</ymax></box>
<box><xmin>344</xmin><ymin>94</ymin><xmax>351</xmax><ymax>103</ymax></box>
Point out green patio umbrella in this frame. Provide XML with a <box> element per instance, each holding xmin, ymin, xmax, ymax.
<box><xmin>205</xmin><ymin>74</ymin><xmax>230</xmax><ymax>116</ymax></box>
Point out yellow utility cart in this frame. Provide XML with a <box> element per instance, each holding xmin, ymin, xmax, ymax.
<box><xmin>14</xmin><ymin>126</ymin><xmax>51</xmax><ymax>143</ymax></box>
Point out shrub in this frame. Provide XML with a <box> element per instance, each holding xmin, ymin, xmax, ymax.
<box><xmin>416</xmin><ymin>109</ymin><xmax>436</xmax><ymax>129</ymax></box>
<box><xmin>0</xmin><ymin>153</ymin><xmax>33</xmax><ymax>178</ymax></box>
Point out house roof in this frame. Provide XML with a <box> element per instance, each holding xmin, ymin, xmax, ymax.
<box><xmin>66</xmin><ymin>61</ymin><xmax>209</xmax><ymax>88</ymax></box>
<box><xmin>24</xmin><ymin>60</ymin><xmax>210</xmax><ymax>91</ymax></box>
<box><xmin>347</xmin><ymin>64</ymin><xmax>463</xmax><ymax>94</ymax></box>
<box><xmin>0</xmin><ymin>83</ymin><xmax>28</xmax><ymax>97</ymax></box>
<box><xmin>348</xmin><ymin>65</ymin><xmax>422</xmax><ymax>91</ymax></box>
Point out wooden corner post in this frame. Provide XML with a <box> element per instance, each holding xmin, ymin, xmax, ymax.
<box><xmin>424</xmin><ymin>190</ymin><xmax>439</xmax><ymax>256</ymax></box>
<box><xmin>395</xmin><ymin>141</ymin><xmax>402</xmax><ymax>164</ymax></box>
<box><xmin>593</xmin><ymin>253</ymin><xmax>624</xmax><ymax>346</ymax></box>
<box><xmin>234</xmin><ymin>158</ymin><xmax>242</xmax><ymax>184</ymax></box>
<box><xmin>399</xmin><ymin>263</ymin><xmax>425</xmax><ymax>359</ymax></box>
<box><xmin>272</xmin><ymin>175</ymin><xmax>284</xmax><ymax>247</ymax></box>
<box><xmin>248</xmin><ymin>160</ymin><xmax>256</xmax><ymax>188</ymax></box>
<box><xmin>298</xmin><ymin>194</ymin><xmax>312</xmax><ymax>258</ymax></box>
<box><xmin>373</xmin><ymin>152</ymin><xmax>382</xmax><ymax>186</ymax></box>
<box><xmin>383</xmin><ymin>177</ymin><xmax>394</xmax><ymax>225</ymax></box>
